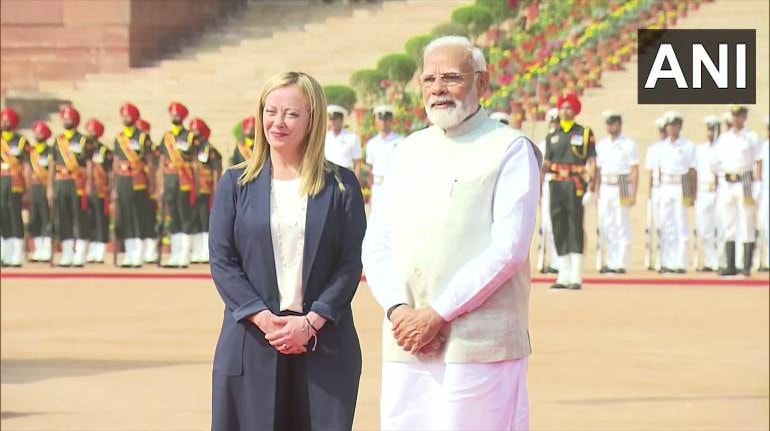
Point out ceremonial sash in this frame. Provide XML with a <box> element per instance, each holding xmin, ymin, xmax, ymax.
<box><xmin>92</xmin><ymin>147</ymin><xmax>110</xmax><ymax>199</ymax></box>
<box><xmin>238</xmin><ymin>140</ymin><xmax>253</xmax><ymax>161</ymax></box>
<box><xmin>56</xmin><ymin>136</ymin><xmax>88</xmax><ymax>210</ymax></box>
<box><xmin>0</xmin><ymin>138</ymin><xmax>25</xmax><ymax>192</ymax></box>
<box><xmin>29</xmin><ymin>148</ymin><xmax>49</xmax><ymax>185</ymax></box>
<box><xmin>164</xmin><ymin>133</ymin><xmax>196</xmax><ymax>206</ymax></box>
<box><xmin>116</xmin><ymin>134</ymin><xmax>147</xmax><ymax>190</ymax></box>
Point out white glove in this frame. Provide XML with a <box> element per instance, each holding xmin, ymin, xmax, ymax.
<box><xmin>582</xmin><ymin>191</ymin><xmax>595</xmax><ymax>206</ymax></box>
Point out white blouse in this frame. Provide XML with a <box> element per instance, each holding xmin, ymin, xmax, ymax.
<box><xmin>270</xmin><ymin>178</ymin><xmax>308</xmax><ymax>313</ymax></box>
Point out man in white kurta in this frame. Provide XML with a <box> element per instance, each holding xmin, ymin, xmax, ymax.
<box><xmin>365</xmin><ymin>105</ymin><xmax>403</xmax><ymax>213</ymax></box>
<box><xmin>363</xmin><ymin>36</ymin><xmax>541</xmax><ymax>431</ymax></box>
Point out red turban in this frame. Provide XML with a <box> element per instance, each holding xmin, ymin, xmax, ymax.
<box><xmin>189</xmin><ymin>118</ymin><xmax>211</xmax><ymax>140</ymax></box>
<box><xmin>242</xmin><ymin>116</ymin><xmax>256</xmax><ymax>132</ymax></box>
<box><xmin>135</xmin><ymin>118</ymin><xmax>151</xmax><ymax>133</ymax></box>
<box><xmin>60</xmin><ymin>105</ymin><xmax>80</xmax><ymax>127</ymax></box>
<box><xmin>1</xmin><ymin>108</ymin><xmax>20</xmax><ymax>129</ymax></box>
<box><xmin>168</xmin><ymin>102</ymin><xmax>189</xmax><ymax>119</ymax></box>
<box><xmin>32</xmin><ymin>121</ymin><xmax>52</xmax><ymax>139</ymax></box>
<box><xmin>557</xmin><ymin>93</ymin><xmax>581</xmax><ymax>116</ymax></box>
<box><xmin>85</xmin><ymin>119</ymin><xmax>105</xmax><ymax>138</ymax></box>
<box><xmin>120</xmin><ymin>103</ymin><xmax>141</xmax><ymax>122</ymax></box>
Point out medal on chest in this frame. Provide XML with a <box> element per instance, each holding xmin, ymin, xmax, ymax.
<box><xmin>570</xmin><ymin>134</ymin><xmax>582</xmax><ymax>147</ymax></box>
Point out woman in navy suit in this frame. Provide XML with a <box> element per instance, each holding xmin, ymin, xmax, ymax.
<box><xmin>209</xmin><ymin>71</ymin><xmax>366</xmax><ymax>431</ymax></box>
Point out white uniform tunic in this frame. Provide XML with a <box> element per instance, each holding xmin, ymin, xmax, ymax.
<box><xmin>365</xmin><ymin>131</ymin><xmax>403</xmax><ymax>212</ymax></box>
<box><xmin>270</xmin><ymin>178</ymin><xmax>307</xmax><ymax>313</ymax></box>
<box><xmin>596</xmin><ymin>134</ymin><xmax>639</xmax><ymax>270</ymax></box>
<box><xmin>646</xmin><ymin>137</ymin><xmax>696</xmax><ymax>270</ymax></box>
<box><xmin>694</xmin><ymin>141</ymin><xmax>720</xmax><ymax>269</ymax></box>
<box><xmin>324</xmin><ymin>128</ymin><xmax>361</xmax><ymax>169</ymax></box>
<box><xmin>759</xmin><ymin>139</ymin><xmax>769</xmax><ymax>268</ymax></box>
<box><xmin>713</xmin><ymin>127</ymin><xmax>761</xmax><ymax>243</ymax></box>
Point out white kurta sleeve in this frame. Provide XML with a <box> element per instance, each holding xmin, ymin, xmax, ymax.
<box><xmin>362</xmin><ymin>162</ymin><xmax>409</xmax><ymax>312</ymax></box>
<box><xmin>431</xmin><ymin>136</ymin><xmax>541</xmax><ymax>322</ymax></box>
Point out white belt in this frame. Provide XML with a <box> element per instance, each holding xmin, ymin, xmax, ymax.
<box><xmin>698</xmin><ymin>181</ymin><xmax>717</xmax><ymax>191</ymax></box>
<box><xmin>601</xmin><ymin>174</ymin><xmax>622</xmax><ymax>185</ymax></box>
<box><xmin>660</xmin><ymin>174</ymin><xmax>682</xmax><ymax>184</ymax></box>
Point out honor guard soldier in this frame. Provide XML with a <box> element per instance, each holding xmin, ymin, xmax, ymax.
<box><xmin>643</xmin><ymin>116</ymin><xmax>668</xmax><ymax>271</ymax></box>
<box><xmin>188</xmin><ymin>118</ymin><xmax>221</xmax><ymax>264</ymax></box>
<box><xmin>50</xmin><ymin>105</ymin><xmax>93</xmax><ymax>267</ymax></box>
<box><xmin>713</xmin><ymin>105</ymin><xmax>762</xmax><ymax>276</ymax></box>
<box><xmin>113</xmin><ymin>103</ymin><xmax>151</xmax><ymax>267</ymax></box>
<box><xmin>84</xmin><ymin>119</ymin><xmax>113</xmax><ymax>263</ymax></box>
<box><xmin>648</xmin><ymin>111</ymin><xmax>697</xmax><ymax>273</ymax></box>
<box><xmin>135</xmin><ymin>118</ymin><xmax>160</xmax><ymax>264</ymax></box>
<box><xmin>1</xmin><ymin>108</ymin><xmax>28</xmax><ymax>267</ymax></box>
<box><xmin>759</xmin><ymin>116</ymin><xmax>769</xmax><ymax>271</ymax></box>
<box><xmin>693</xmin><ymin>116</ymin><xmax>721</xmax><ymax>271</ymax></box>
<box><xmin>231</xmin><ymin>116</ymin><xmax>255</xmax><ymax>166</ymax></box>
<box><xmin>536</xmin><ymin>108</ymin><xmax>560</xmax><ymax>273</ymax></box>
<box><xmin>324</xmin><ymin>104</ymin><xmax>361</xmax><ymax>171</ymax></box>
<box><xmin>365</xmin><ymin>105</ymin><xmax>403</xmax><ymax>213</ymax></box>
<box><xmin>26</xmin><ymin>121</ymin><xmax>53</xmax><ymax>262</ymax></box>
<box><xmin>159</xmin><ymin>102</ymin><xmax>198</xmax><ymax>268</ymax></box>
<box><xmin>543</xmin><ymin>94</ymin><xmax>596</xmax><ymax>289</ymax></box>
<box><xmin>595</xmin><ymin>111</ymin><xmax>639</xmax><ymax>273</ymax></box>
<box><xmin>489</xmin><ymin>111</ymin><xmax>510</xmax><ymax>125</ymax></box>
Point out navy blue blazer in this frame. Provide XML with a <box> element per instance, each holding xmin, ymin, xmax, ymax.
<box><xmin>209</xmin><ymin>162</ymin><xmax>366</xmax><ymax>431</ymax></box>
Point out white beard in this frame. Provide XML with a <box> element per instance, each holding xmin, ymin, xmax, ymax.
<box><xmin>425</xmin><ymin>86</ymin><xmax>479</xmax><ymax>130</ymax></box>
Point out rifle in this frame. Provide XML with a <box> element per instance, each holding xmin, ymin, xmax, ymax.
<box><xmin>156</xmin><ymin>196</ymin><xmax>166</xmax><ymax>268</ymax></box>
<box><xmin>111</xmin><ymin>190</ymin><xmax>118</xmax><ymax>267</ymax></box>
<box><xmin>536</xmin><ymin>227</ymin><xmax>546</xmax><ymax>273</ymax></box>
<box><xmin>595</xmin><ymin>227</ymin><xmax>604</xmax><ymax>271</ymax></box>
<box><xmin>49</xmin><ymin>193</ymin><xmax>56</xmax><ymax>268</ymax></box>
<box><xmin>692</xmin><ymin>229</ymin><xmax>700</xmax><ymax>271</ymax></box>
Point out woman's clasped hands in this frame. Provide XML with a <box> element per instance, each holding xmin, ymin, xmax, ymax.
<box><xmin>249</xmin><ymin>310</ymin><xmax>326</xmax><ymax>355</ymax></box>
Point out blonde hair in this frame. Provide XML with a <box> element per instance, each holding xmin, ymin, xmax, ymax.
<box><xmin>236</xmin><ymin>71</ymin><xmax>337</xmax><ymax>197</ymax></box>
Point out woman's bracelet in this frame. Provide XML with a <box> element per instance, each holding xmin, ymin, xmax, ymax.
<box><xmin>305</xmin><ymin>316</ymin><xmax>320</xmax><ymax>334</ymax></box>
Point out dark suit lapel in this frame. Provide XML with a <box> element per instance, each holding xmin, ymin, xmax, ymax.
<box><xmin>252</xmin><ymin>162</ymin><xmax>280</xmax><ymax>299</ymax></box>
<box><xmin>302</xmin><ymin>172</ymin><xmax>333</xmax><ymax>292</ymax></box>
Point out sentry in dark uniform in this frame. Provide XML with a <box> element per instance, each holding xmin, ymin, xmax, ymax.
<box><xmin>113</xmin><ymin>103</ymin><xmax>152</xmax><ymax>267</ymax></box>
<box><xmin>230</xmin><ymin>116</ymin><xmax>255</xmax><ymax>166</ymax></box>
<box><xmin>543</xmin><ymin>94</ymin><xmax>596</xmax><ymax>290</ymax></box>
<box><xmin>136</xmin><ymin>118</ymin><xmax>160</xmax><ymax>264</ymax></box>
<box><xmin>159</xmin><ymin>102</ymin><xmax>198</xmax><ymax>268</ymax></box>
<box><xmin>1</xmin><ymin>108</ymin><xmax>28</xmax><ymax>267</ymax></box>
<box><xmin>189</xmin><ymin>118</ymin><xmax>222</xmax><ymax>264</ymax></box>
<box><xmin>26</xmin><ymin>121</ymin><xmax>54</xmax><ymax>262</ymax></box>
<box><xmin>85</xmin><ymin>119</ymin><xmax>113</xmax><ymax>264</ymax></box>
<box><xmin>50</xmin><ymin>105</ymin><xmax>93</xmax><ymax>267</ymax></box>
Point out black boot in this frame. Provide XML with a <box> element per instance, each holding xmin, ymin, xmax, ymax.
<box><xmin>720</xmin><ymin>241</ymin><xmax>738</xmax><ymax>276</ymax></box>
<box><xmin>743</xmin><ymin>242</ymin><xmax>755</xmax><ymax>276</ymax></box>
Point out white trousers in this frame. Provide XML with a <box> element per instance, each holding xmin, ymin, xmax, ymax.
<box><xmin>370</xmin><ymin>183</ymin><xmax>384</xmax><ymax>215</ymax></box>
<box><xmin>540</xmin><ymin>181</ymin><xmax>559</xmax><ymax>268</ymax></box>
<box><xmin>657</xmin><ymin>184</ymin><xmax>689</xmax><ymax>269</ymax></box>
<box><xmin>760</xmin><ymin>191</ymin><xmax>769</xmax><ymax>267</ymax></box>
<box><xmin>598</xmin><ymin>183</ymin><xmax>631</xmax><ymax>270</ymax></box>
<box><xmin>717</xmin><ymin>181</ymin><xmax>756</xmax><ymax>242</ymax></box>
<box><xmin>695</xmin><ymin>190</ymin><xmax>719</xmax><ymax>269</ymax></box>
<box><xmin>381</xmin><ymin>359</ymin><xmax>529</xmax><ymax>431</ymax></box>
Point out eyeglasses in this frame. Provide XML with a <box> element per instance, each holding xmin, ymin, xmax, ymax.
<box><xmin>418</xmin><ymin>71</ymin><xmax>482</xmax><ymax>89</ymax></box>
